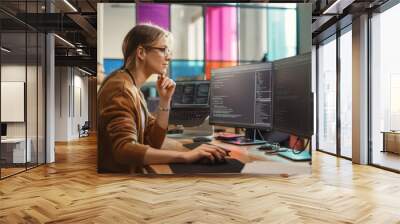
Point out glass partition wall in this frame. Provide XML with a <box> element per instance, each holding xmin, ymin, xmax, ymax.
<box><xmin>316</xmin><ymin>25</ymin><xmax>353</xmax><ymax>159</ymax></box>
<box><xmin>370</xmin><ymin>3</ymin><xmax>400</xmax><ymax>172</ymax></box>
<box><xmin>0</xmin><ymin>1</ymin><xmax>46</xmax><ymax>179</ymax></box>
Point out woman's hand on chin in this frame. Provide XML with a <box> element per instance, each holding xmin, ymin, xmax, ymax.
<box><xmin>156</xmin><ymin>74</ymin><xmax>176</xmax><ymax>103</ymax></box>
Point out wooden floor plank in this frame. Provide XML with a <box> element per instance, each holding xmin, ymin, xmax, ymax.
<box><xmin>0</xmin><ymin>135</ymin><xmax>400</xmax><ymax>223</ymax></box>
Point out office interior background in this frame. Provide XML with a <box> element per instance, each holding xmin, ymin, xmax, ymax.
<box><xmin>1</xmin><ymin>0</ymin><xmax>399</xmax><ymax>179</ymax></box>
<box><xmin>0</xmin><ymin>0</ymin><xmax>400</xmax><ymax>223</ymax></box>
<box><xmin>0</xmin><ymin>0</ymin><xmax>98</xmax><ymax>179</ymax></box>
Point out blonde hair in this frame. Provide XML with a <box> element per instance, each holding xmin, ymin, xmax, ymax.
<box><xmin>121</xmin><ymin>23</ymin><xmax>170</xmax><ymax>70</ymax></box>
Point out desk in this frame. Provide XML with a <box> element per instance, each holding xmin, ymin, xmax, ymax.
<box><xmin>382</xmin><ymin>131</ymin><xmax>400</xmax><ymax>154</ymax></box>
<box><xmin>1</xmin><ymin>138</ymin><xmax>31</xmax><ymax>164</ymax></box>
<box><xmin>145</xmin><ymin>137</ymin><xmax>310</xmax><ymax>175</ymax></box>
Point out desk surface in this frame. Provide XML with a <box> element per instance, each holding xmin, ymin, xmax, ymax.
<box><xmin>145</xmin><ymin>136</ymin><xmax>311</xmax><ymax>175</ymax></box>
<box><xmin>381</xmin><ymin>131</ymin><xmax>400</xmax><ymax>134</ymax></box>
<box><xmin>1</xmin><ymin>138</ymin><xmax>27</xmax><ymax>143</ymax></box>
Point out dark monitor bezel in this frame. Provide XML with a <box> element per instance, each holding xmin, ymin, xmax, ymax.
<box><xmin>209</xmin><ymin>62</ymin><xmax>273</xmax><ymax>130</ymax></box>
<box><xmin>1</xmin><ymin>123</ymin><xmax>7</xmax><ymax>137</ymax></box>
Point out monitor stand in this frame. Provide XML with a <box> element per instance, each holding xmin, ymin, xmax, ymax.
<box><xmin>278</xmin><ymin>149</ymin><xmax>311</xmax><ymax>161</ymax></box>
<box><xmin>221</xmin><ymin>128</ymin><xmax>266</xmax><ymax>145</ymax></box>
<box><xmin>221</xmin><ymin>137</ymin><xmax>266</xmax><ymax>145</ymax></box>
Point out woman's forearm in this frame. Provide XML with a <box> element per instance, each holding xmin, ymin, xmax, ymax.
<box><xmin>143</xmin><ymin>147</ymin><xmax>185</xmax><ymax>165</ymax></box>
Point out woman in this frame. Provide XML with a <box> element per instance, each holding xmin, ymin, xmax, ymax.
<box><xmin>97</xmin><ymin>24</ymin><xmax>227</xmax><ymax>173</ymax></box>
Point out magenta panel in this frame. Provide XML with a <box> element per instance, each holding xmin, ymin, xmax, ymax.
<box><xmin>137</xmin><ymin>3</ymin><xmax>170</xmax><ymax>30</ymax></box>
<box><xmin>205</xmin><ymin>7</ymin><xmax>237</xmax><ymax>61</ymax></box>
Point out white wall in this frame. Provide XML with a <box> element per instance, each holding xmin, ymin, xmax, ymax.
<box><xmin>55</xmin><ymin>67</ymin><xmax>70</xmax><ymax>141</ymax></box>
<box><xmin>46</xmin><ymin>32</ymin><xmax>55</xmax><ymax>163</ymax></box>
<box><xmin>55</xmin><ymin>67</ymin><xmax>89</xmax><ymax>141</ymax></box>
<box><xmin>1</xmin><ymin>64</ymin><xmax>46</xmax><ymax>164</ymax></box>
<box><xmin>72</xmin><ymin>73</ymin><xmax>89</xmax><ymax>138</ymax></box>
<box><xmin>102</xmin><ymin>3</ymin><xmax>136</xmax><ymax>59</ymax></box>
<box><xmin>239</xmin><ymin>7</ymin><xmax>267</xmax><ymax>61</ymax></box>
<box><xmin>1</xmin><ymin>65</ymin><xmax>26</xmax><ymax>140</ymax></box>
<box><xmin>1</xmin><ymin>65</ymin><xmax>31</xmax><ymax>138</ymax></box>
<box><xmin>171</xmin><ymin>5</ymin><xmax>204</xmax><ymax>60</ymax></box>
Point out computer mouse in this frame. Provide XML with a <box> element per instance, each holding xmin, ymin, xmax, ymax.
<box><xmin>192</xmin><ymin>136</ymin><xmax>212</xmax><ymax>143</ymax></box>
<box><xmin>258</xmin><ymin>144</ymin><xmax>273</xmax><ymax>151</ymax></box>
<box><xmin>167</xmin><ymin>129</ymin><xmax>183</xmax><ymax>134</ymax></box>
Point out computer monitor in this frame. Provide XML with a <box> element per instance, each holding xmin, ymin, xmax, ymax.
<box><xmin>169</xmin><ymin>80</ymin><xmax>210</xmax><ymax>128</ymax></box>
<box><xmin>210</xmin><ymin>63</ymin><xmax>273</xmax><ymax>129</ymax></box>
<box><xmin>272</xmin><ymin>53</ymin><xmax>313</xmax><ymax>138</ymax></box>
<box><xmin>1</xmin><ymin>123</ymin><xmax>7</xmax><ymax>137</ymax></box>
<box><xmin>209</xmin><ymin>63</ymin><xmax>273</xmax><ymax>144</ymax></box>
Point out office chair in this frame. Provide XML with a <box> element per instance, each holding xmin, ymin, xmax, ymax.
<box><xmin>79</xmin><ymin>121</ymin><xmax>90</xmax><ymax>138</ymax></box>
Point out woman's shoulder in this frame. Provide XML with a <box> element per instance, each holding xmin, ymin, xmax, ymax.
<box><xmin>98</xmin><ymin>70</ymin><xmax>139</xmax><ymax>99</ymax></box>
<box><xmin>100</xmin><ymin>70</ymin><xmax>136</xmax><ymax>90</ymax></box>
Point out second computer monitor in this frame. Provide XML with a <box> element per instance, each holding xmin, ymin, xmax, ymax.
<box><xmin>169</xmin><ymin>80</ymin><xmax>210</xmax><ymax>127</ymax></box>
<box><xmin>171</xmin><ymin>80</ymin><xmax>210</xmax><ymax>108</ymax></box>
<box><xmin>209</xmin><ymin>63</ymin><xmax>273</xmax><ymax>130</ymax></box>
<box><xmin>273</xmin><ymin>53</ymin><xmax>313</xmax><ymax>138</ymax></box>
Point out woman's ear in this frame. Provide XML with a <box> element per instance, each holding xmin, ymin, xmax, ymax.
<box><xmin>137</xmin><ymin>46</ymin><xmax>146</xmax><ymax>61</ymax></box>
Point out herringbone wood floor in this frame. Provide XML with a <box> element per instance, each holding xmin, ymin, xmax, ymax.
<box><xmin>1</xmin><ymin>135</ymin><xmax>400</xmax><ymax>223</ymax></box>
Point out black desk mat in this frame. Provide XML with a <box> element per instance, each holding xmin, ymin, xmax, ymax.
<box><xmin>169</xmin><ymin>158</ymin><xmax>244</xmax><ymax>174</ymax></box>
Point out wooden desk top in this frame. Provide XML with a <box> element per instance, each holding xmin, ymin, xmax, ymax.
<box><xmin>145</xmin><ymin>136</ymin><xmax>311</xmax><ymax>175</ymax></box>
<box><xmin>1</xmin><ymin>138</ymin><xmax>29</xmax><ymax>143</ymax></box>
<box><xmin>381</xmin><ymin>131</ymin><xmax>400</xmax><ymax>134</ymax></box>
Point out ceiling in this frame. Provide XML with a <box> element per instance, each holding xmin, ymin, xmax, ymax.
<box><xmin>311</xmin><ymin>0</ymin><xmax>390</xmax><ymax>43</ymax></box>
<box><xmin>0</xmin><ymin>0</ymin><xmax>99</xmax><ymax>74</ymax></box>
<box><xmin>0</xmin><ymin>0</ymin><xmax>395</xmax><ymax>74</ymax></box>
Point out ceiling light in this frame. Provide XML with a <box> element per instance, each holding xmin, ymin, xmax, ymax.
<box><xmin>78</xmin><ymin>67</ymin><xmax>92</xmax><ymax>76</ymax></box>
<box><xmin>323</xmin><ymin>0</ymin><xmax>341</xmax><ymax>14</ymax></box>
<box><xmin>322</xmin><ymin>0</ymin><xmax>354</xmax><ymax>15</ymax></box>
<box><xmin>63</xmin><ymin>0</ymin><xmax>78</xmax><ymax>12</ymax></box>
<box><xmin>54</xmin><ymin>34</ymin><xmax>75</xmax><ymax>48</ymax></box>
<box><xmin>1</xmin><ymin>47</ymin><xmax>11</xmax><ymax>53</ymax></box>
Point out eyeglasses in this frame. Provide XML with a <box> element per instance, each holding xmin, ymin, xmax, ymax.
<box><xmin>144</xmin><ymin>46</ymin><xmax>172</xmax><ymax>57</ymax></box>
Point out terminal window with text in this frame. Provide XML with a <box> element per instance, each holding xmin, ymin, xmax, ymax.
<box><xmin>210</xmin><ymin>63</ymin><xmax>273</xmax><ymax>130</ymax></box>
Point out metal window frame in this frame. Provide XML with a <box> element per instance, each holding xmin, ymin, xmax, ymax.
<box><xmin>315</xmin><ymin>23</ymin><xmax>353</xmax><ymax>162</ymax></box>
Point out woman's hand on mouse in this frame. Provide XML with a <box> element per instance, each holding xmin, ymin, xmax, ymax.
<box><xmin>181</xmin><ymin>145</ymin><xmax>228</xmax><ymax>163</ymax></box>
<box><xmin>156</xmin><ymin>74</ymin><xmax>176</xmax><ymax>103</ymax></box>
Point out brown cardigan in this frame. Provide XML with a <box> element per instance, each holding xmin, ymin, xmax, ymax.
<box><xmin>97</xmin><ymin>70</ymin><xmax>166</xmax><ymax>173</ymax></box>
